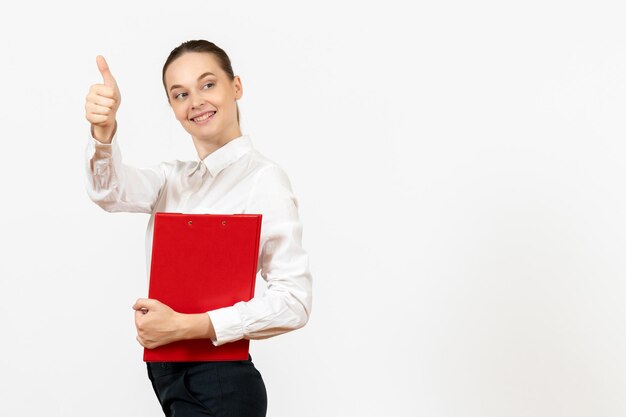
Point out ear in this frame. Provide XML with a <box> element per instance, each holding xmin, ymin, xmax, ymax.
<box><xmin>233</xmin><ymin>75</ymin><xmax>243</xmax><ymax>100</ymax></box>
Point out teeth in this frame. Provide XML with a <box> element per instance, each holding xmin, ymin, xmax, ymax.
<box><xmin>193</xmin><ymin>111</ymin><xmax>215</xmax><ymax>122</ymax></box>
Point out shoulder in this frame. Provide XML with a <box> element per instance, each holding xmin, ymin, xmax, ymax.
<box><xmin>246</xmin><ymin>149</ymin><xmax>294</xmax><ymax>197</ymax></box>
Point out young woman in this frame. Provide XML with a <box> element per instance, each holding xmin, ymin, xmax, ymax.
<box><xmin>84</xmin><ymin>40</ymin><xmax>312</xmax><ymax>417</ymax></box>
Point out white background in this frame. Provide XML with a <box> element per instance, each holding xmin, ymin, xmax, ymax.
<box><xmin>1</xmin><ymin>0</ymin><xmax>626</xmax><ymax>416</ymax></box>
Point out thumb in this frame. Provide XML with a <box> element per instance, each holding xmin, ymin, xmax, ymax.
<box><xmin>96</xmin><ymin>55</ymin><xmax>117</xmax><ymax>87</ymax></box>
<box><xmin>133</xmin><ymin>298</ymin><xmax>149</xmax><ymax>311</ymax></box>
<box><xmin>133</xmin><ymin>298</ymin><xmax>160</xmax><ymax>311</ymax></box>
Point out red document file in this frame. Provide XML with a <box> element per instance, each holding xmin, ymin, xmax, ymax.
<box><xmin>143</xmin><ymin>212</ymin><xmax>262</xmax><ymax>362</ymax></box>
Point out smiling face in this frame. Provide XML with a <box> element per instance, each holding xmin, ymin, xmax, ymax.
<box><xmin>164</xmin><ymin>52</ymin><xmax>242</xmax><ymax>157</ymax></box>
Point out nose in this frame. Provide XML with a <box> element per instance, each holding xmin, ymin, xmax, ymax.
<box><xmin>190</xmin><ymin>92</ymin><xmax>206</xmax><ymax>110</ymax></box>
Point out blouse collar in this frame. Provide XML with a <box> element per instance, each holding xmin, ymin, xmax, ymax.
<box><xmin>186</xmin><ymin>135</ymin><xmax>253</xmax><ymax>178</ymax></box>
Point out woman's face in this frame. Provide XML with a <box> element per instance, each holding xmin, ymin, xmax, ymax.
<box><xmin>164</xmin><ymin>52</ymin><xmax>242</xmax><ymax>146</ymax></box>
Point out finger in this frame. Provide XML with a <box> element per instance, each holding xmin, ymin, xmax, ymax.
<box><xmin>135</xmin><ymin>309</ymin><xmax>144</xmax><ymax>322</ymax></box>
<box><xmin>88</xmin><ymin>94</ymin><xmax>116</xmax><ymax>108</ymax></box>
<box><xmin>86</xmin><ymin>114</ymin><xmax>108</xmax><ymax>125</ymax></box>
<box><xmin>133</xmin><ymin>298</ymin><xmax>155</xmax><ymax>310</ymax></box>
<box><xmin>88</xmin><ymin>84</ymin><xmax>117</xmax><ymax>100</ymax></box>
<box><xmin>96</xmin><ymin>55</ymin><xmax>117</xmax><ymax>87</ymax></box>
<box><xmin>86</xmin><ymin>102</ymin><xmax>112</xmax><ymax>116</ymax></box>
<box><xmin>136</xmin><ymin>336</ymin><xmax>145</xmax><ymax>347</ymax></box>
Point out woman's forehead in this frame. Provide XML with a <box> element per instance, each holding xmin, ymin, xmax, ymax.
<box><xmin>165</xmin><ymin>52</ymin><xmax>224</xmax><ymax>87</ymax></box>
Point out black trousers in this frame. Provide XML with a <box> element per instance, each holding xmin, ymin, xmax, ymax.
<box><xmin>147</xmin><ymin>356</ymin><xmax>267</xmax><ymax>417</ymax></box>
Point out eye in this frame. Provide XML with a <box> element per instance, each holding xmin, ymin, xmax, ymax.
<box><xmin>202</xmin><ymin>82</ymin><xmax>214</xmax><ymax>90</ymax></box>
<box><xmin>173</xmin><ymin>92</ymin><xmax>187</xmax><ymax>100</ymax></box>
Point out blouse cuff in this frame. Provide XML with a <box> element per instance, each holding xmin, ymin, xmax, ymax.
<box><xmin>90</xmin><ymin>132</ymin><xmax>116</xmax><ymax>146</ymax></box>
<box><xmin>207</xmin><ymin>306</ymin><xmax>245</xmax><ymax>346</ymax></box>
<box><xmin>86</xmin><ymin>133</ymin><xmax>116</xmax><ymax>159</ymax></box>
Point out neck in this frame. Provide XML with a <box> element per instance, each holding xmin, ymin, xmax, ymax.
<box><xmin>193</xmin><ymin>126</ymin><xmax>242</xmax><ymax>159</ymax></box>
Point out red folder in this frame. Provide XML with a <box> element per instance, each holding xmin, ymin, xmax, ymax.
<box><xmin>143</xmin><ymin>212</ymin><xmax>262</xmax><ymax>362</ymax></box>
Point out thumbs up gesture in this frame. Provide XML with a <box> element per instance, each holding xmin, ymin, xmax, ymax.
<box><xmin>85</xmin><ymin>55</ymin><xmax>121</xmax><ymax>143</ymax></box>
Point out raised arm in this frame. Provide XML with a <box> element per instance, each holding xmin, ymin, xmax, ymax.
<box><xmin>84</xmin><ymin>56</ymin><xmax>166</xmax><ymax>214</ymax></box>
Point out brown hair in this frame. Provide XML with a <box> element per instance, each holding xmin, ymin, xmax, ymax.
<box><xmin>162</xmin><ymin>40</ymin><xmax>240</xmax><ymax>123</ymax></box>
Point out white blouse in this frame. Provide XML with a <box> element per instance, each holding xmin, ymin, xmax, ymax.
<box><xmin>85</xmin><ymin>134</ymin><xmax>312</xmax><ymax>346</ymax></box>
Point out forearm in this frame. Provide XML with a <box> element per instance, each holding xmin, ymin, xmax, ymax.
<box><xmin>208</xmin><ymin>267</ymin><xmax>312</xmax><ymax>346</ymax></box>
<box><xmin>180</xmin><ymin>312</ymin><xmax>216</xmax><ymax>341</ymax></box>
<box><xmin>85</xmin><ymin>132</ymin><xmax>166</xmax><ymax>213</ymax></box>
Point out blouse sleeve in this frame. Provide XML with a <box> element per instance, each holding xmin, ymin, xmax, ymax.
<box><xmin>85</xmin><ymin>134</ymin><xmax>167</xmax><ymax>213</ymax></box>
<box><xmin>207</xmin><ymin>165</ymin><xmax>313</xmax><ymax>345</ymax></box>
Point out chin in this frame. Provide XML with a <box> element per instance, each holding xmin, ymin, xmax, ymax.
<box><xmin>183</xmin><ymin>122</ymin><xmax>213</xmax><ymax>137</ymax></box>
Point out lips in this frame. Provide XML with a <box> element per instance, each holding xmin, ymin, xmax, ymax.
<box><xmin>190</xmin><ymin>111</ymin><xmax>216</xmax><ymax>123</ymax></box>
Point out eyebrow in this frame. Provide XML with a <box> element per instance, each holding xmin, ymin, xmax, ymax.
<box><xmin>169</xmin><ymin>72</ymin><xmax>216</xmax><ymax>92</ymax></box>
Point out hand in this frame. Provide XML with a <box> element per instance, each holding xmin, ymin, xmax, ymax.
<box><xmin>85</xmin><ymin>55</ymin><xmax>121</xmax><ymax>143</ymax></box>
<box><xmin>133</xmin><ymin>298</ymin><xmax>216</xmax><ymax>349</ymax></box>
<box><xmin>133</xmin><ymin>298</ymin><xmax>183</xmax><ymax>349</ymax></box>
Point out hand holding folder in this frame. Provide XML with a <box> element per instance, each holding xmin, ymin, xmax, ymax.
<box><xmin>143</xmin><ymin>213</ymin><xmax>262</xmax><ymax>362</ymax></box>
<box><xmin>134</xmin><ymin>297</ymin><xmax>215</xmax><ymax>349</ymax></box>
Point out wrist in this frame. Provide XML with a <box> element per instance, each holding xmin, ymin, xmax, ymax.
<box><xmin>181</xmin><ymin>313</ymin><xmax>216</xmax><ymax>341</ymax></box>
<box><xmin>91</xmin><ymin>121</ymin><xmax>117</xmax><ymax>144</ymax></box>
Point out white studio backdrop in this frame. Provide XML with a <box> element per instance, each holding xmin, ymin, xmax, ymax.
<box><xmin>1</xmin><ymin>0</ymin><xmax>626</xmax><ymax>416</ymax></box>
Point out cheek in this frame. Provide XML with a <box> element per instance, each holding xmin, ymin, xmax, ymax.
<box><xmin>218</xmin><ymin>97</ymin><xmax>236</xmax><ymax>114</ymax></box>
<box><xmin>172</xmin><ymin>104</ymin><xmax>188</xmax><ymax>121</ymax></box>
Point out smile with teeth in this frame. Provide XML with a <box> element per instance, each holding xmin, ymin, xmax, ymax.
<box><xmin>191</xmin><ymin>111</ymin><xmax>216</xmax><ymax>123</ymax></box>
